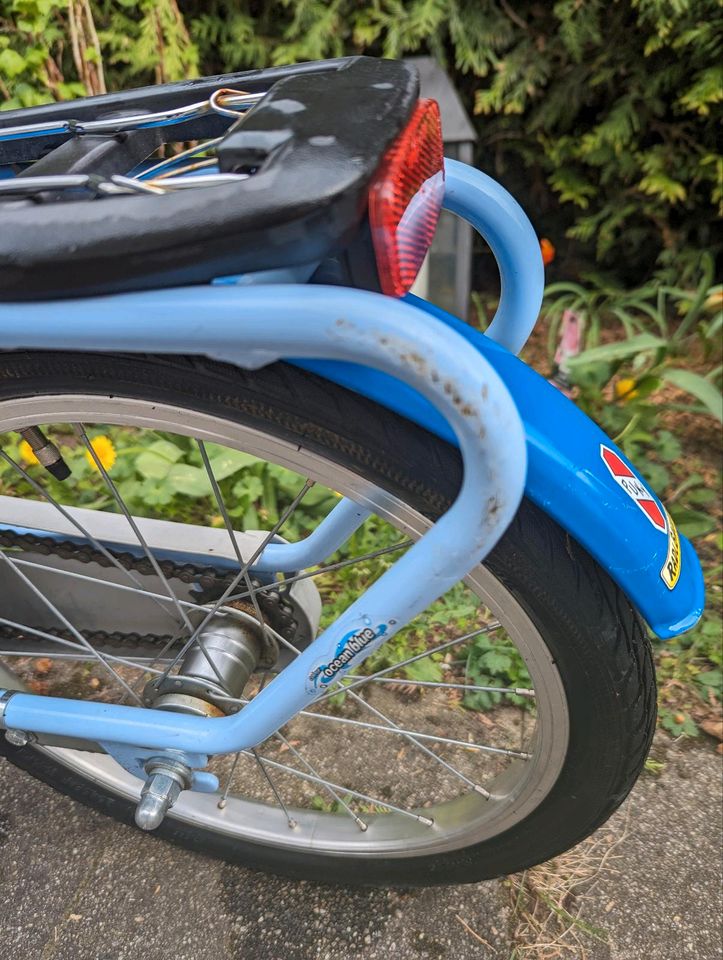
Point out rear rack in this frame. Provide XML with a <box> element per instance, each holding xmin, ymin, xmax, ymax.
<box><xmin>0</xmin><ymin>58</ymin><xmax>352</xmax><ymax>164</ymax></box>
<box><xmin>0</xmin><ymin>57</ymin><xmax>419</xmax><ymax>301</ymax></box>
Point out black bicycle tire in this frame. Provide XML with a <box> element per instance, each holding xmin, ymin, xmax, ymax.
<box><xmin>0</xmin><ymin>351</ymin><xmax>656</xmax><ymax>886</ymax></box>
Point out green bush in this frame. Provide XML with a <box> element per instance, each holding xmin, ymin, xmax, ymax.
<box><xmin>1</xmin><ymin>1</ymin><xmax>720</xmax><ymax>285</ymax></box>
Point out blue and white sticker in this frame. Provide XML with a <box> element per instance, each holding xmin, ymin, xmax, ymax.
<box><xmin>306</xmin><ymin>620</ymin><xmax>393</xmax><ymax>693</ymax></box>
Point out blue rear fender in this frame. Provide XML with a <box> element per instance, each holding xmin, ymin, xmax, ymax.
<box><xmin>295</xmin><ymin>294</ymin><xmax>704</xmax><ymax>640</ymax></box>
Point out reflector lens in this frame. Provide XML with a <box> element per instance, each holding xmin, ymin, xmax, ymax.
<box><xmin>369</xmin><ymin>99</ymin><xmax>445</xmax><ymax>298</ymax></box>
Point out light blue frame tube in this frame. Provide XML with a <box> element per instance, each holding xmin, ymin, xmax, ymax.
<box><xmin>443</xmin><ymin>158</ymin><xmax>543</xmax><ymax>355</ymax></box>
<box><xmin>0</xmin><ymin>497</ymin><xmax>370</xmax><ymax>576</ymax></box>
<box><xmin>240</xmin><ymin>497</ymin><xmax>370</xmax><ymax>573</ymax></box>
<box><xmin>0</xmin><ymin>285</ymin><xmax>527</xmax><ymax>752</ymax></box>
<box><xmin>0</xmin><ymin>497</ymin><xmax>370</xmax><ymax>577</ymax></box>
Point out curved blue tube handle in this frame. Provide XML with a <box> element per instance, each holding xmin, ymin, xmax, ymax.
<box><xmin>0</xmin><ymin>284</ymin><xmax>527</xmax><ymax>754</ymax></box>
<box><xmin>443</xmin><ymin>158</ymin><xmax>544</xmax><ymax>354</ymax></box>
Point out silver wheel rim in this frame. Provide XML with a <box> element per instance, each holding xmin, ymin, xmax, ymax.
<box><xmin>0</xmin><ymin>393</ymin><xmax>569</xmax><ymax>858</ymax></box>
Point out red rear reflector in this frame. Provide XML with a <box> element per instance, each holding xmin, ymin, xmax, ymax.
<box><xmin>369</xmin><ymin>99</ymin><xmax>445</xmax><ymax>298</ymax></box>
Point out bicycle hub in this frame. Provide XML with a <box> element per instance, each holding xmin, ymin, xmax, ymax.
<box><xmin>143</xmin><ymin>607</ymin><xmax>277</xmax><ymax>717</ymax></box>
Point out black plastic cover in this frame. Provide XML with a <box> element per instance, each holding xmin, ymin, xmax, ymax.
<box><xmin>0</xmin><ymin>57</ymin><xmax>419</xmax><ymax>300</ymax></box>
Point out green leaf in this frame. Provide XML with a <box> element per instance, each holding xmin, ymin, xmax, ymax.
<box><xmin>687</xmin><ymin>487</ymin><xmax>715</xmax><ymax>505</ymax></box>
<box><xmin>0</xmin><ymin>49</ymin><xmax>27</xmax><ymax>79</ymax></box>
<box><xmin>165</xmin><ymin>464</ymin><xmax>212</xmax><ymax>497</ymax></box>
<box><xmin>639</xmin><ymin>173</ymin><xmax>687</xmax><ymax>204</ymax></box>
<box><xmin>669</xmin><ymin>506</ymin><xmax>717</xmax><ymax>539</ymax></box>
<box><xmin>135</xmin><ymin>439</ymin><xmax>183</xmax><ymax>480</ymax></box>
<box><xmin>147</xmin><ymin>439</ymin><xmax>183</xmax><ymax>462</ymax></box>
<box><xmin>656</xmin><ymin>430</ymin><xmax>682</xmax><ymax>463</ymax></box>
<box><xmin>137</xmin><ymin>478</ymin><xmax>174</xmax><ymax>507</ymax></box>
<box><xmin>209</xmin><ymin>448</ymin><xmax>261</xmax><ymax>481</ymax></box>
<box><xmin>242</xmin><ymin>504</ymin><xmax>259</xmax><ymax>529</ymax></box>
<box><xmin>404</xmin><ymin>658</ymin><xmax>442</xmax><ymax>683</ymax></box>
<box><xmin>301</xmin><ymin>486</ymin><xmax>335</xmax><ymax>507</ymax></box>
<box><xmin>135</xmin><ymin>452</ymin><xmax>172</xmax><ymax>481</ymax></box>
<box><xmin>568</xmin><ymin>333</ymin><xmax>667</xmax><ymax>367</ymax></box>
<box><xmin>661</xmin><ymin>369</ymin><xmax>723</xmax><ymax>422</ymax></box>
<box><xmin>695</xmin><ymin>670</ymin><xmax>722</xmax><ymax>690</ymax></box>
<box><xmin>231</xmin><ymin>475</ymin><xmax>264</xmax><ymax>503</ymax></box>
<box><xmin>480</xmin><ymin>650</ymin><xmax>513</xmax><ymax>674</ymax></box>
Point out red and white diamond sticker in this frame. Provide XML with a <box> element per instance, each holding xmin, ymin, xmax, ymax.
<box><xmin>600</xmin><ymin>445</ymin><xmax>667</xmax><ymax>533</ymax></box>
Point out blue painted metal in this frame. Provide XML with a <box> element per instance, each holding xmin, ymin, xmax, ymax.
<box><xmin>443</xmin><ymin>158</ymin><xmax>544</xmax><ymax>355</ymax></box>
<box><xmin>253</xmin><ymin>498</ymin><xmax>370</xmax><ymax>572</ymax></box>
<box><xmin>0</xmin><ymin>497</ymin><xmax>369</xmax><ymax>576</ymax></box>
<box><xmin>0</xmin><ymin>156</ymin><xmax>704</xmax><ymax>761</ymax></box>
<box><xmin>99</xmin><ymin>742</ymin><xmax>218</xmax><ymax>792</ymax></box>
<box><xmin>0</xmin><ymin>283</ymin><xmax>527</xmax><ymax>752</ymax></box>
<box><xmin>297</xmin><ymin>295</ymin><xmax>704</xmax><ymax>639</ymax></box>
<box><xmin>292</xmin><ymin>160</ymin><xmax>704</xmax><ymax>639</ymax></box>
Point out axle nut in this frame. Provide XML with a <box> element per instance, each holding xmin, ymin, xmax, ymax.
<box><xmin>5</xmin><ymin>728</ymin><xmax>32</xmax><ymax>747</ymax></box>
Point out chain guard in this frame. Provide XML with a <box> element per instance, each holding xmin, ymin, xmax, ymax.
<box><xmin>0</xmin><ymin>527</ymin><xmax>304</xmax><ymax>654</ymax></box>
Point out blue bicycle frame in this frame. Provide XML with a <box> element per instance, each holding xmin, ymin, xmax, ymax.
<box><xmin>0</xmin><ymin>159</ymin><xmax>704</xmax><ymax>767</ymax></box>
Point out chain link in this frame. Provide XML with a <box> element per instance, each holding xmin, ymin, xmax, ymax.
<box><xmin>0</xmin><ymin>527</ymin><xmax>298</xmax><ymax>649</ymax></box>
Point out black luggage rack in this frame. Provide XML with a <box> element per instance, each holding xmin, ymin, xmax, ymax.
<box><xmin>0</xmin><ymin>57</ymin><xmax>419</xmax><ymax>300</ymax></box>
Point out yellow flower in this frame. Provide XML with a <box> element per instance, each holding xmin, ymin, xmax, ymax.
<box><xmin>704</xmin><ymin>288</ymin><xmax>723</xmax><ymax>314</ymax></box>
<box><xmin>85</xmin><ymin>435</ymin><xmax>117</xmax><ymax>472</ymax></box>
<box><xmin>615</xmin><ymin>378</ymin><xmax>639</xmax><ymax>401</ymax></box>
<box><xmin>18</xmin><ymin>439</ymin><xmax>39</xmax><ymax>465</ymax></box>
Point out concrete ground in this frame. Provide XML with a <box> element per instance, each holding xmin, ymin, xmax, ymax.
<box><xmin>0</xmin><ymin>733</ymin><xmax>720</xmax><ymax>960</ymax></box>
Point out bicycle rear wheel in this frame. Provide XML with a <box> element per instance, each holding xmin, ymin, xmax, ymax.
<box><xmin>0</xmin><ymin>351</ymin><xmax>655</xmax><ymax>886</ymax></box>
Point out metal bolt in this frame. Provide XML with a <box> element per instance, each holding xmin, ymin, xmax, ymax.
<box><xmin>134</xmin><ymin>758</ymin><xmax>192</xmax><ymax>831</ymax></box>
<box><xmin>5</xmin><ymin>728</ymin><xmax>31</xmax><ymax>747</ymax></box>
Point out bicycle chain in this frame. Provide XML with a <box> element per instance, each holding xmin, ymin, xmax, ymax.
<box><xmin>0</xmin><ymin>527</ymin><xmax>299</xmax><ymax>650</ymax></box>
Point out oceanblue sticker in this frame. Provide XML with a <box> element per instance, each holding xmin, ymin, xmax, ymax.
<box><xmin>306</xmin><ymin>620</ymin><xmax>393</xmax><ymax>693</ymax></box>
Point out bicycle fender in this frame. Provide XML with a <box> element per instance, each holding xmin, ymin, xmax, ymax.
<box><xmin>294</xmin><ymin>294</ymin><xmax>704</xmax><ymax>640</ymax></box>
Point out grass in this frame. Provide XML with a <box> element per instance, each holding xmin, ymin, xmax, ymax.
<box><xmin>505</xmin><ymin>810</ymin><xmax>632</xmax><ymax>958</ymax></box>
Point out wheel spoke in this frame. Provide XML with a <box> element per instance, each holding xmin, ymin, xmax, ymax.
<box><xmin>74</xmin><ymin>424</ymin><xmax>192</xmax><ymax>634</ymax></box>
<box><xmin>0</xmin><ymin>447</ymin><xmax>182</xmax><ymax>627</ymax></box>
<box><xmin>269</xmin><ymin>730</ymin><xmax>368</xmax><ymax>831</ymax></box>
<box><xmin>343</xmin><ymin>688</ymin><xmax>493</xmax><ymax>797</ymax></box>
<box><xmin>4</xmin><ymin>554</ymin><xmax>200</xmax><ymax>611</ymax></box>
<box><xmin>217</xmin><ymin>751</ymin><xmax>241</xmax><ymax>811</ymax></box>
<box><xmin>312</xmin><ymin>622</ymin><xmax>502</xmax><ymax>704</ymax></box>
<box><xmin>217</xmin><ymin>673</ymin><xmax>296</xmax><ymax>828</ymax></box>
<box><xmin>353</xmin><ymin>677</ymin><xmax>534</xmax><ymax>698</ymax></box>
<box><xmin>155</xmin><ymin>476</ymin><xmax>316</xmax><ymax>683</ymax></box>
<box><xmin>0</xmin><ymin>617</ymin><xmax>169</xmax><ymax>674</ymax></box>
<box><xmin>249</xmin><ymin>743</ymin><xmax>434</xmax><ymax>827</ymax></box>
<box><xmin>223</xmin><ymin>538</ymin><xmax>413</xmax><ymax>606</ymax></box>
<box><xmin>251</xmin><ymin>749</ymin><xmax>298</xmax><ymax>829</ymax></box>
<box><xmin>295</xmin><ymin>710</ymin><xmax>531</xmax><ymax>759</ymax></box>
<box><xmin>196</xmin><ymin>438</ymin><xmax>273</xmax><ymax>652</ymax></box>
<box><xmin>246</xmin><ymin>616</ymin><xmax>499</xmax><ymax>797</ymax></box>
<box><xmin>0</xmin><ymin>406</ymin><xmax>557</xmax><ymax>857</ymax></box>
<box><xmin>0</xmin><ymin>551</ymin><xmax>144</xmax><ymax>703</ymax></box>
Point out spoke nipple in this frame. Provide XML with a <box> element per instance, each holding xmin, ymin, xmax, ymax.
<box><xmin>287</xmin><ymin>819</ymin><xmax>298</xmax><ymax>830</ymax></box>
<box><xmin>419</xmin><ymin>816</ymin><xmax>435</xmax><ymax>827</ymax></box>
<box><xmin>473</xmin><ymin>784</ymin><xmax>492</xmax><ymax>799</ymax></box>
<box><xmin>217</xmin><ymin>798</ymin><xmax>228</xmax><ymax>810</ymax></box>
<box><xmin>356</xmin><ymin>818</ymin><xmax>368</xmax><ymax>832</ymax></box>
